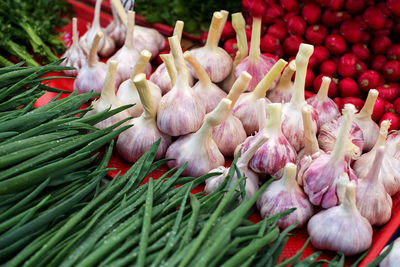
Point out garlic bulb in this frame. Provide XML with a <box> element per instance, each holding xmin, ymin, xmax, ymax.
<box><xmin>242</xmin><ymin>101</ymin><xmax>297</xmax><ymax>178</ymax></box>
<box><xmin>134</xmin><ymin>25</ymin><xmax>166</xmax><ymax>59</ymax></box>
<box><xmin>233</xmin><ymin>59</ymin><xmax>287</xmax><ymax>135</ymax></box>
<box><xmin>257</xmin><ymin>163</ymin><xmax>313</xmax><ymax>229</ymax></box>
<box><xmin>184</xmin><ymin>51</ymin><xmax>227</xmax><ymax>113</ymax></box>
<box><xmin>267</xmin><ymin>60</ymin><xmax>296</xmax><ymax>103</ymax></box>
<box><xmin>109</xmin><ymin>11</ymin><xmax>151</xmax><ymax>84</ymax></box>
<box><xmin>307</xmin><ymin>174</ymin><xmax>372</xmax><ymax>256</ymax></box>
<box><xmin>281</xmin><ymin>44</ymin><xmax>319</xmax><ymax>152</ymax></box>
<box><xmin>116</xmin><ymin>50</ymin><xmax>161</xmax><ymax>117</ymax></box>
<box><xmin>205</xmin><ymin>134</ymin><xmax>269</xmax><ymax>199</ymax></box>
<box><xmin>157</xmin><ymin>35</ymin><xmax>206</xmax><ymax>136</ymax></box>
<box><xmin>306</xmin><ymin>76</ymin><xmax>340</xmax><ymax>129</ymax></box>
<box><xmin>105</xmin><ymin>0</ymin><xmax>126</xmax><ymax>47</ymax></box>
<box><xmin>356</xmin><ymin>146</ymin><xmax>392</xmax><ymax>225</ymax></box>
<box><xmin>354</xmin><ymin>89</ymin><xmax>380</xmax><ymax>152</ymax></box>
<box><xmin>190</xmin><ymin>12</ymin><xmax>232</xmax><ymax>83</ymax></box>
<box><xmin>79</xmin><ymin>0</ymin><xmax>115</xmax><ymax>57</ymax></box>
<box><xmin>387</xmin><ymin>131</ymin><xmax>400</xmax><ymax>160</ymax></box>
<box><xmin>166</xmin><ymin>99</ymin><xmax>232</xmax><ymax>177</ymax></box>
<box><xmin>234</xmin><ymin>17</ymin><xmax>277</xmax><ymax>92</ymax></box>
<box><xmin>380</xmin><ymin>237</ymin><xmax>400</xmax><ymax>267</ymax></box>
<box><xmin>354</xmin><ymin>120</ymin><xmax>400</xmax><ymax>196</ymax></box>
<box><xmin>74</xmin><ymin>32</ymin><xmax>107</xmax><ymax>94</ymax></box>
<box><xmin>221</xmin><ymin>12</ymin><xmax>248</xmax><ymax>93</ymax></box>
<box><xmin>212</xmin><ymin>72</ymin><xmax>250</xmax><ymax>156</ymax></box>
<box><xmin>60</xmin><ymin>18</ymin><xmax>86</xmax><ymax>77</ymax></box>
<box><xmin>301</xmin><ymin>104</ymin><xmax>358</xmax><ymax>208</ymax></box>
<box><xmin>84</xmin><ymin>61</ymin><xmax>130</xmax><ymax>129</ymax></box>
<box><xmin>116</xmin><ymin>73</ymin><xmax>171</xmax><ymax>162</ymax></box>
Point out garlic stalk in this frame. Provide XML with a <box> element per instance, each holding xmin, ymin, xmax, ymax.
<box><xmin>79</xmin><ymin>0</ymin><xmax>115</xmax><ymax>57</ymax></box>
<box><xmin>116</xmin><ymin>50</ymin><xmax>161</xmax><ymax>117</ymax></box>
<box><xmin>257</xmin><ymin>163</ymin><xmax>313</xmax><ymax>229</ymax></box>
<box><xmin>354</xmin><ymin>120</ymin><xmax>400</xmax><ymax>196</ymax></box>
<box><xmin>212</xmin><ymin>72</ymin><xmax>251</xmax><ymax>156</ymax></box>
<box><xmin>221</xmin><ymin>12</ymin><xmax>248</xmax><ymax>92</ymax></box>
<box><xmin>60</xmin><ymin>18</ymin><xmax>86</xmax><ymax>77</ymax></box>
<box><xmin>205</xmin><ymin>134</ymin><xmax>269</xmax><ymax>200</ymax></box>
<box><xmin>74</xmin><ymin>31</ymin><xmax>107</xmax><ymax>94</ymax></box>
<box><xmin>306</xmin><ymin>76</ymin><xmax>340</xmax><ymax>128</ymax></box>
<box><xmin>354</xmin><ymin>89</ymin><xmax>380</xmax><ymax>152</ymax></box>
<box><xmin>302</xmin><ymin>104</ymin><xmax>359</xmax><ymax>208</ymax></box>
<box><xmin>232</xmin><ymin>59</ymin><xmax>287</xmax><ymax>135</ymax></box>
<box><xmin>234</xmin><ymin>17</ymin><xmax>277</xmax><ymax>92</ymax></box>
<box><xmin>242</xmin><ymin>101</ymin><xmax>297</xmax><ymax>178</ymax></box>
<box><xmin>267</xmin><ymin>60</ymin><xmax>296</xmax><ymax>103</ymax></box>
<box><xmin>84</xmin><ymin>61</ymin><xmax>130</xmax><ymax>129</ymax></box>
<box><xmin>356</xmin><ymin>146</ymin><xmax>392</xmax><ymax>225</ymax></box>
<box><xmin>166</xmin><ymin>99</ymin><xmax>232</xmax><ymax>177</ymax></box>
<box><xmin>190</xmin><ymin>12</ymin><xmax>233</xmax><ymax>83</ymax></box>
<box><xmin>105</xmin><ymin>0</ymin><xmax>126</xmax><ymax>47</ymax></box>
<box><xmin>307</xmin><ymin>174</ymin><xmax>372</xmax><ymax>256</ymax></box>
<box><xmin>281</xmin><ymin>44</ymin><xmax>318</xmax><ymax>152</ymax></box>
<box><xmin>184</xmin><ymin>51</ymin><xmax>227</xmax><ymax>113</ymax></box>
<box><xmin>157</xmin><ymin>35</ymin><xmax>206</xmax><ymax>136</ymax></box>
<box><xmin>116</xmin><ymin>73</ymin><xmax>171</xmax><ymax>162</ymax></box>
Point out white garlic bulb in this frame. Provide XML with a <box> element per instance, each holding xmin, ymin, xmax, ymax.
<box><xmin>380</xmin><ymin>237</ymin><xmax>400</xmax><ymax>267</ymax></box>
<box><xmin>386</xmin><ymin>130</ymin><xmax>400</xmax><ymax>160</ymax></box>
<box><xmin>134</xmin><ymin>25</ymin><xmax>166</xmax><ymax>59</ymax></box>
<box><xmin>267</xmin><ymin>60</ymin><xmax>296</xmax><ymax>103</ymax></box>
<box><xmin>105</xmin><ymin>0</ymin><xmax>126</xmax><ymax>47</ymax></box>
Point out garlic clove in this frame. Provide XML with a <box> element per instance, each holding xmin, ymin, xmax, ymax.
<box><xmin>267</xmin><ymin>60</ymin><xmax>296</xmax><ymax>103</ymax></box>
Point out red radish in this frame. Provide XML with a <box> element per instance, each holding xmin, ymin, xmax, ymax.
<box><xmin>380</xmin><ymin>112</ymin><xmax>400</xmax><ymax>131</ymax></box>
<box><xmin>371</xmin><ymin>35</ymin><xmax>392</xmax><ymax>55</ymax></box>
<box><xmin>338</xmin><ymin>54</ymin><xmax>357</xmax><ymax>78</ymax></box>
<box><xmin>339</xmin><ymin>20</ymin><xmax>363</xmax><ymax>44</ymax></box>
<box><xmin>387</xmin><ymin>44</ymin><xmax>400</xmax><ymax>61</ymax></box>
<box><xmin>384</xmin><ymin>101</ymin><xmax>395</xmax><ymax>113</ymax></box>
<box><xmin>372</xmin><ymin>96</ymin><xmax>385</xmax><ymax>122</ymax></box>
<box><xmin>361</xmin><ymin>32</ymin><xmax>371</xmax><ymax>44</ymax></box>
<box><xmin>377</xmin><ymin>84</ymin><xmax>399</xmax><ymax>102</ymax></box>
<box><xmin>344</xmin><ymin>0</ymin><xmax>365</xmax><ymax>14</ymax></box>
<box><xmin>305</xmin><ymin>25</ymin><xmax>328</xmax><ymax>45</ymax></box>
<box><xmin>320</xmin><ymin>60</ymin><xmax>337</xmax><ymax>76</ymax></box>
<box><xmin>302</xmin><ymin>3</ymin><xmax>321</xmax><ymax>24</ymax></box>
<box><xmin>333</xmin><ymin>97</ymin><xmax>342</xmax><ymax>108</ymax></box>
<box><xmin>377</xmin><ymin>2</ymin><xmax>391</xmax><ymax>17</ymax></box>
<box><xmin>355</xmin><ymin>61</ymin><xmax>367</xmax><ymax>77</ymax></box>
<box><xmin>267</xmin><ymin>23</ymin><xmax>287</xmax><ymax>41</ymax></box>
<box><xmin>305</xmin><ymin>90</ymin><xmax>316</xmax><ymax>99</ymax></box>
<box><xmin>363</xmin><ymin>7</ymin><xmax>386</xmax><ymax>30</ymax></box>
<box><xmin>371</xmin><ymin>55</ymin><xmax>387</xmax><ymax>73</ymax></box>
<box><xmin>223</xmin><ymin>38</ymin><xmax>238</xmax><ymax>57</ymax></box>
<box><xmin>387</xmin><ymin>0</ymin><xmax>400</xmax><ymax>16</ymax></box>
<box><xmin>394</xmin><ymin>97</ymin><xmax>400</xmax><ymax>114</ymax></box>
<box><xmin>378</xmin><ymin>74</ymin><xmax>386</xmax><ymax>87</ymax></box>
<box><xmin>263</xmin><ymin>4</ymin><xmax>284</xmax><ymax>24</ymax></box>
<box><xmin>354</xmin><ymin>15</ymin><xmax>368</xmax><ymax>30</ymax></box>
<box><xmin>313</xmin><ymin>46</ymin><xmax>330</xmax><ymax>63</ymax></box>
<box><xmin>308</xmin><ymin>54</ymin><xmax>319</xmax><ymax>70</ymax></box>
<box><xmin>247</xmin><ymin>0</ymin><xmax>267</xmax><ymax>18</ymax></box>
<box><xmin>351</xmin><ymin>43</ymin><xmax>369</xmax><ymax>61</ymax></box>
<box><xmin>221</xmin><ymin>21</ymin><xmax>235</xmax><ymax>40</ymax></box>
<box><xmin>260</xmin><ymin>34</ymin><xmax>281</xmax><ymax>54</ymax></box>
<box><xmin>384</xmin><ymin>18</ymin><xmax>394</xmax><ymax>31</ymax></box>
<box><xmin>339</xmin><ymin>77</ymin><xmax>359</xmax><ymax>97</ymax></box>
<box><xmin>329</xmin><ymin>0</ymin><xmax>344</xmax><ymax>11</ymax></box>
<box><xmin>280</xmin><ymin>0</ymin><xmax>299</xmax><ymax>12</ymax></box>
<box><xmin>325</xmin><ymin>34</ymin><xmax>347</xmax><ymax>56</ymax></box>
<box><xmin>314</xmin><ymin>74</ymin><xmax>338</xmax><ymax>98</ymax></box>
<box><xmin>283</xmin><ymin>35</ymin><xmax>303</xmax><ymax>56</ymax></box>
<box><xmin>322</xmin><ymin>10</ymin><xmax>350</xmax><ymax>28</ymax></box>
<box><xmin>305</xmin><ymin>68</ymin><xmax>315</xmax><ymax>90</ymax></box>
<box><xmin>341</xmin><ymin>97</ymin><xmax>365</xmax><ymax>111</ymax></box>
<box><xmin>383</xmin><ymin>61</ymin><xmax>400</xmax><ymax>82</ymax></box>
<box><xmin>358</xmin><ymin>70</ymin><xmax>379</xmax><ymax>93</ymax></box>
<box><xmin>284</xmin><ymin>11</ymin><xmax>298</xmax><ymax>23</ymax></box>
<box><xmin>245</xmin><ymin>26</ymin><xmax>252</xmax><ymax>41</ymax></box>
<box><xmin>287</xmin><ymin>16</ymin><xmax>307</xmax><ymax>36</ymax></box>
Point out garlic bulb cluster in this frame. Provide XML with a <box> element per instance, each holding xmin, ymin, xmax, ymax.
<box><xmin>60</xmin><ymin>18</ymin><xmax>86</xmax><ymax>77</ymax></box>
<box><xmin>306</xmin><ymin>76</ymin><xmax>340</xmax><ymax>129</ymax></box>
<box><xmin>267</xmin><ymin>60</ymin><xmax>296</xmax><ymax>103</ymax></box>
<box><xmin>74</xmin><ymin>32</ymin><xmax>107</xmax><ymax>94</ymax></box>
<box><xmin>190</xmin><ymin>12</ymin><xmax>232</xmax><ymax>83</ymax></box>
<box><xmin>307</xmin><ymin>174</ymin><xmax>372</xmax><ymax>256</ymax></box>
<box><xmin>116</xmin><ymin>50</ymin><xmax>162</xmax><ymax>117</ymax></box>
<box><xmin>233</xmin><ymin>59</ymin><xmax>287</xmax><ymax>135</ymax></box>
<box><xmin>380</xmin><ymin>237</ymin><xmax>400</xmax><ymax>267</ymax></box>
<box><xmin>116</xmin><ymin>73</ymin><xmax>171</xmax><ymax>162</ymax></box>
<box><xmin>157</xmin><ymin>35</ymin><xmax>205</xmax><ymax>136</ymax></box>
<box><xmin>234</xmin><ymin>17</ymin><xmax>277</xmax><ymax>92</ymax></box>
<box><xmin>257</xmin><ymin>163</ymin><xmax>313</xmax><ymax>229</ymax></box>
<box><xmin>105</xmin><ymin>0</ymin><xmax>126</xmax><ymax>47</ymax></box>
<box><xmin>301</xmin><ymin>104</ymin><xmax>358</xmax><ymax>208</ymax></box>
<box><xmin>166</xmin><ymin>99</ymin><xmax>232</xmax><ymax>177</ymax></box>
<box><xmin>205</xmin><ymin>134</ymin><xmax>269</xmax><ymax>200</ymax></box>
<box><xmin>242</xmin><ymin>101</ymin><xmax>296</xmax><ymax>178</ymax></box>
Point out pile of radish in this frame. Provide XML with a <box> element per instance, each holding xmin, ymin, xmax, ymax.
<box><xmin>216</xmin><ymin>0</ymin><xmax>400</xmax><ymax>130</ymax></box>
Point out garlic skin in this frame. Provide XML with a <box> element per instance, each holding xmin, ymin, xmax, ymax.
<box><xmin>166</xmin><ymin>99</ymin><xmax>232</xmax><ymax>177</ymax></box>
<box><xmin>105</xmin><ymin>1</ymin><xmax>126</xmax><ymax>47</ymax></box>
<box><xmin>354</xmin><ymin>120</ymin><xmax>400</xmax><ymax>196</ymax></box>
<box><xmin>354</xmin><ymin>89</ymin><xmax>380</xmax><ymax>152</ymax></box>
<box><xmin>356</xmin><ymin>146</ymin><xmax>392</xmax><ymax>226</ymax></box>
<box><xmin>242</xmin><ymin>101</ymin><xmax>297</xmax><ymax>178</ymax></box>
<box><xmin>74</xmin><ymin>31</ymin><xmax>108</xmax><ymax>94</ymax></box>
<box><xmin>306</xmin><ymin>76</ymin><xmax>340</xmax><ymax>129</ymax></box>
<box><xmin>307</xmin><ymin>175</ymin><xmax>372</xmax><ymax>256</ymax></box>
<box><xmin>267</xmin><ymin>60</ymin><xmax>296</xmax><ymax>103</ymax></box>
<box><xmin>233</xmin><ymin>59</ymin><xmax>287</xmax><ymax>135</ymax></box>
<box><xmin>234</xmin><ymin>17</ymin><xmax>277</xmax><ymax>92</ymax></box>
<box><xmin>302</xmin><ymin>105</ymin><xmax>359</xmax><ymax>208</ymax></box>
<box><xmin>190</xmin><ymin>12</ymin><xmax>233</xmax><ymax>83</ymax></box>
<box><xmin>380</xmin><ymin>237</ymin><xmax>400</xmax><ymax>267</ymax></box>
<box><xmin>60</xmin><ymin>18</ymin><xmax>86</xmax><ymax>77</ymax></box>
<box><xmin>212</xmin><ymin>72</ymin><xmax>251</xmax><ymax>156</ymax></box>
<box><xmin>157</xmin><ymin>36</ymin><xmax>206</xmax><ymax>136</ymax></box>
<box><xmin>84</xmin><ymin>61</ymin><xmax>130</xmax><ymax>130</ymax></box>
<box><xmin>387</xmin><ymin>131</ymin><xmax>400</xmax><ymax>160</ymax></box>
<box><xmin>257</xmin><ymin>163</ymin><xmax>313</xmax><ymax>229</ymax></box>
<box><xmin>116</xmin><ymin>73</ymin><xmax>171</xmax><ymax>162</ymax></box>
